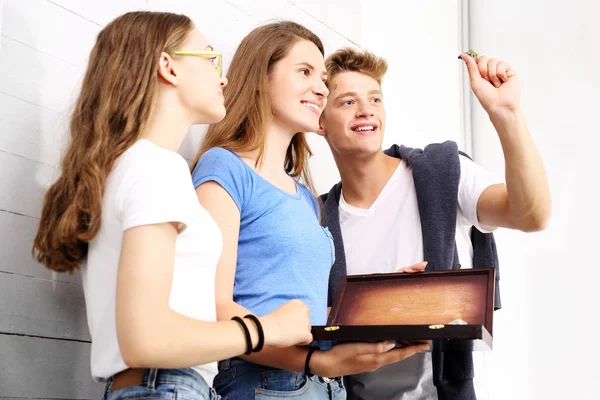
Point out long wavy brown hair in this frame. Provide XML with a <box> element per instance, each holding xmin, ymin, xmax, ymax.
<box><xmin>192</xmin><ymin>21</ymin><xmax>324</xmax><ymax>192</ymax></box>
<box><xmin>32</xmin><ymin>11</ymin><xmax>194</xmax><ymax>273</ymax></box>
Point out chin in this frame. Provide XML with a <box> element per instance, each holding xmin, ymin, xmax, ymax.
<box><xmin>203</xmin><ymin>106</ymin><xmax>227</xmax><ymax>125</ymax></box>
<box><xmin>296</xmin><ymin>120</ymin><xmax>320</xmax><ymax>134</ymax></box>
<box><xmin>337</xmin><ymin>140</ymin><xmax>381</xmax><ymax>157</ymax></box>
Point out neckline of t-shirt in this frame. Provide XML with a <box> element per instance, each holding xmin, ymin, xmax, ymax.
<box><xmin>340</xmin><ymin>160</ymin><xmax>407</xmax><ymax>216</ymax></box>
<box><xmin>225</xmin><ymin>149</ymin><xmax>302</xmax><ymax>200</ymax></box>
<box><xmin>136</xmin><ymin>138</ymin><xmax>181</xmax><ymax>157</ymax></box>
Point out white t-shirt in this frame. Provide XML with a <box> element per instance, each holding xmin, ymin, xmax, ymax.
<box><xmin>340</xmin><ymin>156</ymin><xmax>501</xmax><ymax>400</ymax></box>
<box><xmin>81</xmin><ymin>139</ymin><xmax>222</xmax><ymax>384</ymax></box>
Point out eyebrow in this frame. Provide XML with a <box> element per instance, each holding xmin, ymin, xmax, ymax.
<box><xmin>206</xmin><ymin>45</ymin><xmax>214</xmax><ymax>51</ymax></box>
<box><xmin>295</xmin><ymin>62</ymin><xmax>328</xmax><ymax>79</ymax></box>
<box><xmin>334</xmin><ymin>89</ymin><xmax>383</xmax><ymax>102</ymax></box>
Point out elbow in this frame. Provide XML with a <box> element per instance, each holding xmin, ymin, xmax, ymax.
<box><xmin>215</xmin><ymin>298</ymin><xmax>234</xmax><ymax>321</ymax></box>
<box><xmin>118</xmin><ymin>328</ymin><xmax>159</xmax><ymax>368</ymax></box>
<box><xmin>518</xmin><ymin>210</ymin><xmax>551</xmax><ymax>233</ymax></box>
<box><xmin>121</xmin><ymin>350</ymin><xmax>146</xmax><ymax>369</ymax></box>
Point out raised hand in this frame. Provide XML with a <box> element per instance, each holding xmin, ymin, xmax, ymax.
<box><xmin>460</xmin><ymin>51</ymin><xmax>521</xmax><ymax>115</ymax></box>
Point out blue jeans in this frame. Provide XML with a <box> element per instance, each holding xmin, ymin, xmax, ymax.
<box><xmin>104</xmin><ymin>368</ymin><xmax>222</xmax><ymax>400</ymax></box>
<box><xmin>214</xmin><ymin>357</ymin><xmax>346</xmax><ymax>400</ymax></box>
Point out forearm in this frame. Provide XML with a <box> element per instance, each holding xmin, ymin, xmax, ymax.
<box><xmin>117</xmin><ymin>309</ymin><xmax>260</xmax><ymax>369</ymax></box>
<box><xmin>217</xmin><ymin>300</ymin><xmax>309</xmax><ymax>372</ymax></box>
<box><xmin>490</xmin><ymin>107</ymin><xmax>551</xmax><ymax>230</ymax></box>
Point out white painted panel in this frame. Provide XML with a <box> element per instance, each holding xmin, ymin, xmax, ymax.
<box><xmin>47</xmin><ymin>0</ymin><xmax>154</xmax><ymax>26</ymax></box>
<box><xmin>206</xmin><ymin>0</ymin><xmax>357</xmax><ymax>53</ymax></box>
<box><xmin>0</xmin><ymin>151</ymin><xmax>56</xmax><ymax>218</ymax></box>
<box><xmin>2</xmin><ymin>0</ymin><xmax>101</xmax><ymax>67</ymax></box>
<box><xmin>0</xmin><ymin>210</ymin><xmax>79</xmax><ymax>284</ymax></box>
<box><xmin>0</xmin><ymin>36</ymin><xmax>84</xmax><ymax>114</ymax></box>
<box><xmin>0</xmin><ymin>334</ymin><xmax>103</xmax><ymax>398</ymax></box>
<box><xmin>0</xmin><ymin>93</ymin><xmax>67</xmax><ymax>166</ymax></box>
<box><xmin>0</xmin><ymin>0</ymin><xmax>4</xmax><ymax>53</ymax></box>
<box><xmin>294</xmin><ymin>0</ymin><xmax>362</xmax><ymax>46</ymax></box>
<box><xmin>0</xmin><ymin>273</ymin><xmax>90</xmax><ymax>341</ymax></box>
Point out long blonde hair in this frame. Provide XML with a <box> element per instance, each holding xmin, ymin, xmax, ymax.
<box><xmin>193</xmin><ymin>21</ymin><xmax>324</xmax><ymax>192</ymax></box>
<box><xmin>32</xmin><ymin>11</ymin><xmax>194</xmax><ymax>273</ymax></box>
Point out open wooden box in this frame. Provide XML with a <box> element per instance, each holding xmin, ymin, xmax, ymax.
<box><xmin>312</xmin><ymin>268</ymin><xmax>495</xmax><ymax>350</ymax></box>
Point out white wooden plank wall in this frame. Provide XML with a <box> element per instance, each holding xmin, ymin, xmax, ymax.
<box><xmin>0</xmin><ymin>1</ymin><xmax>360</xmax><ymax>397</ymax></box>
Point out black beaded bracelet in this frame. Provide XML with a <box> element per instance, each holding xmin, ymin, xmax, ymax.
<box><xmin>304</xmin><ymin>346</ymin><xmax>317</xmax><ymax>377</ymax></box>
<box><xmin>244</xmin><ymin>314</ymin><xmax>265</xmax><ymax>353</ymax></box>
<box><xmin>231</xmin><ymin>316</ymin><xmax>253</xmax><ymax>355</ymax></box>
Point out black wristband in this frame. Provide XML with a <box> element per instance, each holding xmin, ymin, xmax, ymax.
<box><xmin>231</xmin><ymin>316</ymin><xmax>253</xmax><ymax>355</ymax></box>
<box><xmin>304</xmin><ymin>346</ymin><xmax>317</xmax><ymax>377</ymax></box>
<box><xmin>244</xmin><ymin>314</ymin><xmax>264</xmax><ymax>353</ymax></box>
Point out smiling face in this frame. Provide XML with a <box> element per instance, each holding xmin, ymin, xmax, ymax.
<box><xmin>268</xmin><ymin>39</ymin><xmax>329</xmax><ymax>134</ymax></box>
<box><xmin>319</xmin><ymin>71</ymin><xmax>386</xmax><ymax>157</ymax></box>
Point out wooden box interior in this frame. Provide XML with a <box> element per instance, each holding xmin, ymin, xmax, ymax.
<box><xmin>328</xmin><ymin>268</ymin><xmax>494</xmax><ymax>335</ymax></box>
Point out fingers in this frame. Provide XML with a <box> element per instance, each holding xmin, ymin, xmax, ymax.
<box><xmin>497</xmin><ymin>61</ymin><xmax>510</xmax><ymax>83</ymax></box>
<box><xmin>350</xmin><ymin>341</ymin><xmax>396</xmax><ymax>356</ymax></box>
<box><xmin>459</xmin><ymin>53</ymin><xmax>480</xmax><ymax>86</ymax></box>
<box><xmin>356</xmin><ymin>343</ymin><xmax>430</xmax><ymax>373</ymax></box>
<box><xmin>476</xmin><ymin>55</ymin><xmax>490</xmax><ymax>82</ymax></box>
<box><xmin>376</xmin><ymin>343</ymin><xmax>430</xmax><ymax>364</ymax></box>
<box><xmin>379</xmin><ymin>343</ymin><xmax>430</xmax><ymax>364</ymax></box>
<box><xmin>463</xmin><ymin>52</ymin><xmax>514</xmax><ymax>88</ymax></box>
<box><xmin>487</xmin><ymin>58</ymin><xmax>501</xmax><ymax>88</ymax></box>
<box><xmin>299</xmin><ymin>332</ymin><xmax>313</xmax><ymax>346</ymax></box>
<box><xmin>397</xmin><ymin>261</ymin><xmax>428</xmax><ymax>273</ymax></box>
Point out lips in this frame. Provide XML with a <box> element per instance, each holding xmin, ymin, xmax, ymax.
<box><xmin>349</xmin><ymin>122</ymin><xmax>379</xmax><ymax>135</ymax></box>
<box><xmin>301</xmin><ymin>100</ymin><xmax>321</xmax><ymax>115</ymax></box>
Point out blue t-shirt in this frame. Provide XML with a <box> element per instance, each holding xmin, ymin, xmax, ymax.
<box><xmin>192</xmin><ymin>147</ymin><xmax>335</xmax><ymax>326</ymax></box>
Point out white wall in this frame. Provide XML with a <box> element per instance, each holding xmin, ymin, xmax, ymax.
<box><xmin>470</xmin><ymin>1</ymin><xmax>600</xmax><ymax>399</ymax></box>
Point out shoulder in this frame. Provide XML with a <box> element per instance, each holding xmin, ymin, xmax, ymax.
<box><xmin>191</xmin><ymin>147</ymin><xmax>249</xmax><ymax>185</ymax></box>
<box><xmin>120</xmin><ymin>140</ymin><xmax>190</xmax><ymax>184</ymax></box>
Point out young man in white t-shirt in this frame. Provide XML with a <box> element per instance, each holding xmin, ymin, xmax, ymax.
<box><xmin>316</xmin><ymin>48</ymin><xmax>551</xmax><ymax>400</ymax></box>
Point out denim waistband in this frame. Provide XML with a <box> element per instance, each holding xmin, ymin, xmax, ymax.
<box><xmin>218</xmin><ymin>357</ymin><xmax>343</xmax><ymax>386</ymax></box>
<box><xmin>106</xmin><ymin>368</ymin><xmax>219</xmax><ymax>398</ymax></box>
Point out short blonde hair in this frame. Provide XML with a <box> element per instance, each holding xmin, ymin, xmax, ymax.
<box><xmin>325</xmin><ymin>48</ymin><xmax>388</xmax><ymax>87</ymax></box>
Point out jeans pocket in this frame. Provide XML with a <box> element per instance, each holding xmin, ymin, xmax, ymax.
<box><xmin>213</xmin><ymin>365</ymin><xmax>237</xmax><ymax>395</ymax></box>
<box><xmin>254</xmin><ymin>370</ymin><xmax>310</xmax><ymax>398</ymax></box>
<box><xmin>175</xmin><ymin>385</ymin><xmax>218</xmax><ymax>400</ymax></box>
<box><xmin>104</xmin><ymin>383</ymin><xmax>176</xmax><ymax>399</ymax></box>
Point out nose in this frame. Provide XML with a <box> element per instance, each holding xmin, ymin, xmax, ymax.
<box><xmin>220</xmin><ymin>76</ymin><xmax>228</xmax><ymax>88</ymax></box>
<box><xmin>356</xmin><ymin>103</ymin><xmax>374</xmax><ymax>118</ymax></box>
<box><xmin>313</xmin><ymin>79</ymin><xmax>329</xmax><ymax>99</ymax></box>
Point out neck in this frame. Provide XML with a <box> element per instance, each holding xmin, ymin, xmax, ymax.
<box><xmin>334</xmin><ymin>149</ymin><xmax>400</xmax><ymax>208</ymax></box>
<box><xmin>247</xmin><ymin>118</ymin><xmax>296</xmax><ymax>177</ymax></box>
<box><xmin>141</xmin><ymin>94</ymin><xmax>191</xmax><ymax>153</ymax></box>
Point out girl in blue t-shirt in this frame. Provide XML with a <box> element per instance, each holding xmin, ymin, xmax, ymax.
<box><xmin>192</xmin><ymin>21</ymin><xmax>425</xmax><ymax>400</ymax></box>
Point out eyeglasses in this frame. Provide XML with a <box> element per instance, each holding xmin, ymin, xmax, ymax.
<box><xmin>169</xmin><ymin>50</ymin><xmax>223</xmax><ymax>77</ymax></box>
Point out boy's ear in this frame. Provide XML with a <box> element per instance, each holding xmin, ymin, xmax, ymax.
<box><xmin>316</xmin><ymin>116</ymin><xmax>326</xmax><ymax>137</ymax></box>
